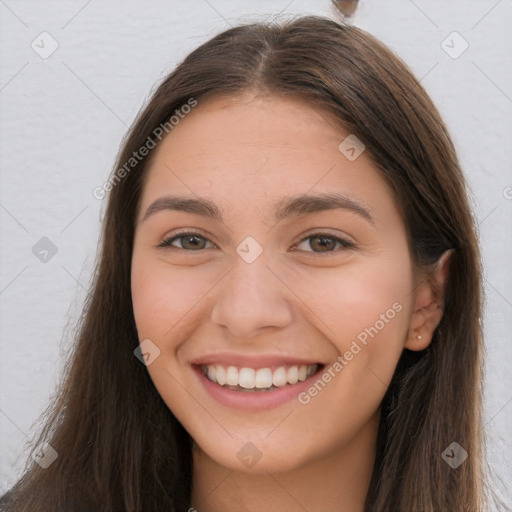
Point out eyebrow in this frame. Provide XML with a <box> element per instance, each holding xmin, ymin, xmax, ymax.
<box><xmin>140</xmin><ymin>192</ymin><xmax>375</xmax><ymax>225</ymax></box>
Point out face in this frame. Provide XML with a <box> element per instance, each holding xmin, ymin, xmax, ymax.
<box><xmin>131</xmin><ymin>91</ymin><xmax>417</xmax><ymax>474</ymax></box>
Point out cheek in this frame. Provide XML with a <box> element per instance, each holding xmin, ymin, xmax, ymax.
<box><xmin>287</xmin><ymin>253</ymin><xmax>412</xmax><ymax>341</ymax></box>
<box><xmin>131</xmin><ymin>256</ymin><xmax>192</xmax><ymax>339</ymax></box>
<box><xmin>290</xmin><ymin>257</ymin><xmax>413</xmax><ymax>441</ymax></box>
<box><xmin>281</xmin><ymin>247</ymin><xmax>414</xmax><ymax>392</ymax></box>
<box><xmin>335</xmin><ymin>261</ymin><xmax>412</xmax><ymax>346</ymax></box>
<box><xmin>130</xmin><ymin>254</ymin><xmax>224</xmax><ymax>344</ymax></box>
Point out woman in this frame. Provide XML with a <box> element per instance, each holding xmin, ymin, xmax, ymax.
<box><xmin>1</xmin><ymin>15</ymin><xmax>490</xmax><ymax>511</ymax></box>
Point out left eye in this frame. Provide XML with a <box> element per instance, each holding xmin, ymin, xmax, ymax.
<box><xmin>159</xmin><ymin>233</ymin><xmax>215</xmax><ymax>251</ymax></box>
<box><xmin>158</xmin><ymin>231</ymin><xmax>354</xmax><ymax>253</ymax></box>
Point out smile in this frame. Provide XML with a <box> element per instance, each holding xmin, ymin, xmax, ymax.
<box><xmin>199</xmin><ymin>363</ymin><xmax>318</xmax><ymax>392</ymax></box>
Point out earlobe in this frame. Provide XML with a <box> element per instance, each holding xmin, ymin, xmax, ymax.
<box><xmin>405</xmin><ymin>301</ymin><xmax>444</xmax><ymax>350</ymax></box>
<box><xmin>405</xmin><ymin>249</ymin><xmax>454</xmax><ymax>351</ymax></box>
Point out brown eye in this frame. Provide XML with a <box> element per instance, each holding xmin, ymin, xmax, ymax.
<box><xmin>310</xmin><ymin>236</ymin><xmax>337</xmax><ymax>252</ymax></box>
<box><xmin>293</xmin><ymin>232</ymin><xmax>355</xmax><ymax>253</ymax></box>
<box><xmin>179</xmin><ymin>235</ymin><xmax>207</xmax><ymax>250</ymax></box>
<box><xmin>159</xmin><ymin>232</ymin><xmax>214</xmax><ymax>251</ymax></box>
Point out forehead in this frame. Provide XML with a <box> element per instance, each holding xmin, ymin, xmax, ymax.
<box><xmin>162</xmin><ymin>91</ymin><xmax>346</xmax><ymax>159</ymax></box>
<box><xmin>138</xmin><ymin>91</ymin><xmax>400</xmax><ymax>227</ymax></box>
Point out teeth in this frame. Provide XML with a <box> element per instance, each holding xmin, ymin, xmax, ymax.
<box><xmin>287</xmin><ymin>366</ymin><xmax>299</xmax><ymax>384</ymax></box>
<box><xmin>272</xmin><ymin>366</ymin><xmax>287</xmax><ymax>387</ymax></box>
<box><xmin>226</xmin><ymin>366</ymin><xmax>238</xmax><ymax>386</ymax></box>
<box><xmin>201</xmin><ymin>363</ymin><xmax>318</xmax><ymax>391</ymax></box>
<box><xmin>255</xmin><ymin>368</ymin><xmax>273</xmax><ymax>388</ymax></box>
<box><xmin>216</xmin><ymin>365</ymin><xmax>226</xmax><ymax>386</ymax></box>
<box><xmin>239</xmin><ymin>368</ymin><xmax>255</xmax><ymax>389</ymax></box>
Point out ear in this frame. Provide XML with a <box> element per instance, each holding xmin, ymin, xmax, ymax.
<box><xmin>405</xmin><ymin>249</ymin><xmax>454</xmax><ymax>351</ymax></box>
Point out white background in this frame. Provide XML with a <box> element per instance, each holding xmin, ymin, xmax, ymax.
<box><xmin>1</xmin><ymin>0</ymin><xmax>511</xmax><ymax>506</ymax></box>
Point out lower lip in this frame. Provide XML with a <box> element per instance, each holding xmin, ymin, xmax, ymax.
<box><xmin>193</xmin><ymin>365</ymin><xmax>322</xmax><ymax>410</ymax></box>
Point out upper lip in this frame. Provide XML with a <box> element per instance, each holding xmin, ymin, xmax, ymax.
<box><xmin>191</xmin><ymin>352</ymin><xmax>324</xmax><ymax>369</ymax></box>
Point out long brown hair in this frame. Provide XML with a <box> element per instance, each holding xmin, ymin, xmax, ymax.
<box><xmin>3</xmin><ymin>15</ymin><xmax>490</xmax><ymax>511</ymax></box>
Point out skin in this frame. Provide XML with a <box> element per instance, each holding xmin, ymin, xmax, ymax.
<box><xmin>131</xmin><ymin>91</ymin><xmax>450</xmax><ymax>511</ymax></box>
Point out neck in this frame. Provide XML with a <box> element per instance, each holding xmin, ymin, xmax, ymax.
<box><xmin>190</xmin><ymin>412</ymin><xmax>379</xmax><ymax>512</ymax></box>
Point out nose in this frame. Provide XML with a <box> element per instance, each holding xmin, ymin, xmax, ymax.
<box><xmin>210</xmin><ymin>254</ymin><xmax>293</xmax><ymax>340</ymax></box>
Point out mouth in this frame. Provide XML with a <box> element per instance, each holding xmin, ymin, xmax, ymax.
<box><xmin>191</xmin><ymin>353</ymin><xmax>327</xmax><ymax>409</ymax></box>
<box><xmin>198</xmin><ymin>363</ymin><xmax>322</xmax><ymax>392</ymax></box>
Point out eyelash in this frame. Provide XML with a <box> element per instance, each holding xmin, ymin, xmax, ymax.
<box><xmin>157</xmin><ymin>230</ymin><xmax>356</xmax><ymax>253</ymax></box>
